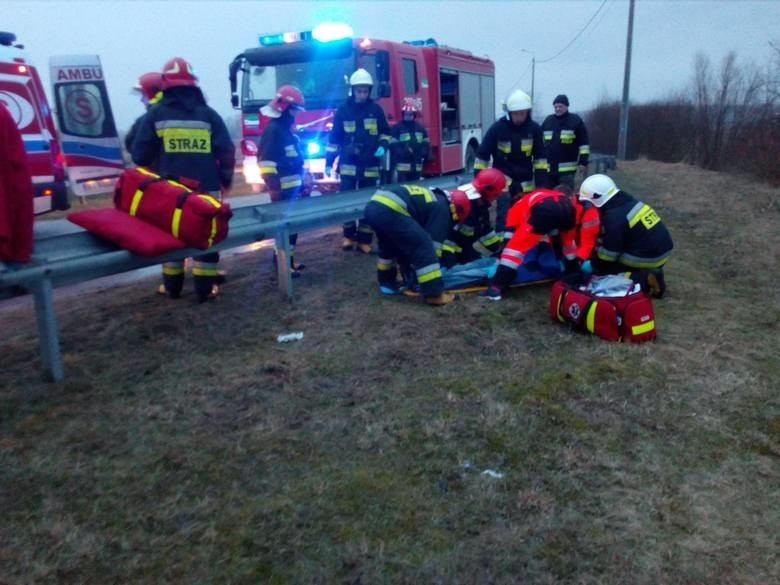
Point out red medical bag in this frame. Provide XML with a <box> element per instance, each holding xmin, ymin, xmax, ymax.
<box><xmin>549</xmin><ymin>279</ymin><xmax>657</xmax><ymax>343</ymax></box>
<box><xmin>114</xmin><ymin>167</ymin><xmax>232</xmax><ymax>249</ymax></box>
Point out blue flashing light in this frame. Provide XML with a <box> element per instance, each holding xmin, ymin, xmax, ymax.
<box><xmin>306</xmin><ymin>141</ymin><xmax>322</xmax><ymax>156</ymax></box>
<box><xmin>259</xmin><ymin>33</ymin><xmax>286</xmax><ymax>46</ymax></box>
<box><xmin>259</xmin><ymin>30</ymin><xmax>314</xmax><ymax>46</ymax></box>
<box><xmin>311</xmin><ymin>22</ymin><xmax>353</xmax><ymax>43</ymax></box>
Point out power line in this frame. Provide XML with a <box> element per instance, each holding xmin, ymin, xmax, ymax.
<box><xmin>537</xmin><ymin>0</ymin><xmax>610</xmax><ymax>64</ymax></box>
<box><xmin>507</xmin><ymin>59</ymin><xmax>533</xmax><ymax>92</ymax></box>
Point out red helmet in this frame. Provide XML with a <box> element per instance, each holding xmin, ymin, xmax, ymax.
<box><xmin>449</xmin><ymin>189</ymin><xmax>472</xmax><ymax>222</ymax></box>
<box><xmin>161</xmin><ymin>57</ymin><xmax>198</xmax><ymax>88</ymax></box>
<box><xmin>134</xmin><ymin>72</ymin><xmax>163</xmax><ymax>100</ymax></box>
<box><xmin>473</xmin><ymin>168</ymin><xmax>507</xmax><ymax>203</ymax></box>
<box><xmin>401</xmin><ymin>97</ymin><xmax>421</xmax><ymax>114</ymax></box>
<box><xmin>268</xmin><ymin>85</ymin><xmax>305</xmax><ymax>113</ymax></box>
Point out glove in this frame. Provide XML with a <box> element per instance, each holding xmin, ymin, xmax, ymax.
<box><xmin>559</xmin><ymin>260</ymin><xmax>566</xmax><ymax>273</ymax></box>
<box><xmin>374</xmin><ymin>146</ymin><xmax>386</xmax><ymax>157</ymax></box>
<box><xmin>581</xmin><ymin>259</ymin><xmax>593</xmax><ymax>275</ymax></box>
<box><xmin>325</xmin><ymin>166</ymin><xmax>332</xmax><ymax>177</ymax></box>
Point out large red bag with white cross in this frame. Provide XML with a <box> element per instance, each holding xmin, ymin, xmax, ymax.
<box><xmin>549</xmin><ymin>275</ymin><xmax>657</xmax><ymax>343</ymax></box>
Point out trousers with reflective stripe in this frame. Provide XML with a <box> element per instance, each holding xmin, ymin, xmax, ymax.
<box><xmin>364</xmin><ymin>199</ymin><xmax>444</xmax><ymax>297</ymax></box>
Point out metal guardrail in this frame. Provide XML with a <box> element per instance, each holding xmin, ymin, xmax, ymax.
<box><xmin>1</xmin><ymin>175</ymin><xmax>463</xmax><ymax>381</ymax></box>
<box><xmin>589</xmin><ymin>152</ymin><xmax>617</xmax><ymax>173</ymax></box>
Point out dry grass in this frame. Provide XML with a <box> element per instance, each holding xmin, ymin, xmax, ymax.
<box><xmin>1</xmin><ymin>160</ymin><xmax>779</xmax><ymax>584</ymax></box>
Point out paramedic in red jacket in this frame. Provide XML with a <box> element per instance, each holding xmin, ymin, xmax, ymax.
<box><xmin>0</xmin><ymin>103</ymin><xmax>34</xmax><ymax>264</ymax></box>
<box><xmin>132</xmin><ymin>57</ymin><xmax>235</xmax><ymax>302</ymax></box>
<box><xmin>482</xmin><ymin>188</ymin><xmax>577</xmax><ymax>300</ymax></box>
<box><xmin>552</xmin><ymin>184</ymin><xmax>600</xmax><ymax>276</ymax></box>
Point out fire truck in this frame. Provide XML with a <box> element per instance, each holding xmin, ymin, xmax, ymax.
<box><xmin>0</xmin><ymin>31</ymin><xmax>69</xmax><ymax>213</ymax></box>
<box><xmin>229</xmin><ymin>23</ymin><xmax>495</xmax><ymax>189</ymax></box>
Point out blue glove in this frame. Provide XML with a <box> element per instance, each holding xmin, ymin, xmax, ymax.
<box><xmin>374</xmin><ymin>146</ymin><xmax>386</xmax><ymax>157</ymax></box>
<box><xmin>325</xmin><ymin>166</ymin><xmax>332</xmax><ymax>177</ymax></box>
<box><xmin>581</xmin><ymin>259</ymin><xmax>593</xmax><ymax>274</ymax></box>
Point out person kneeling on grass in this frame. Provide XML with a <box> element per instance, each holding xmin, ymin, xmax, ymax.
<box><xmin>363</xmin><ymin>184</ymin><xmax>472</xmax><ymax>306</ymax></box>
<box><xmin>482</xmin><ymin>188</ymin><xmax>578</xmax><ymax>301</ymax></box>
<box><xmin>578</xmin><ymin>174</ymin><xmax>674</xmax><ymax>298</ymax></box>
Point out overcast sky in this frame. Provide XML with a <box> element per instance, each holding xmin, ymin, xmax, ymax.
<box><xmin>4</xmin><ymin>0</ymin><xmax>778</xmax><ymax>131</ymax></box>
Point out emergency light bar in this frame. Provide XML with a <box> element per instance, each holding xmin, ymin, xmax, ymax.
<box><xmin>259</xmin><ymin>22</ymin><xmax>353</xmax><ymax>47</ymax></box>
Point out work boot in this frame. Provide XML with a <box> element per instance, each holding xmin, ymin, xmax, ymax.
<box><xmin>197</xmin><ymin>284</ymin><xmax>220</xmax><ymax>303</ymax></box>
<box><xmin>401</xmin><ymin>287</ymin><xmax>420</xmax><ymax>299</ymax></box>
<box><xmin>645</xmin><ymin>270</ymin><xmax>666</xmax><ymax>299</ymax></box>
<box><xmin>342</xmin><ymin>237</ymin><xmax>355</xmax><ymax>251</ymax></box>
<box><xmin>357</xmin><ymin>243</ymin><xmax>373</xmax><ymax>254</ymax></box>
<box><xmin>157</xmin><ymin>282</ymin><xmax>181</xmax><ymax>299</ymax></box>
<box><xmin>424</xmin><ymin>292</ymin><xmax>455</xmax><ymax>306</ymax></box>
<box><xmin>379</xmin><ymin>284</ymin><xmax>401</xmax><ymax>296</ymax></box>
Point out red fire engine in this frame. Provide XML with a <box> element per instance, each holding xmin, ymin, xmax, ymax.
<box><xmin>0</xmin><ymin>31</ymin><xmax>69</xmax><ymax>213</ymax></box>
<box><xmin>229</xmin><ymin>23</ymin><xmax>495</xmax><ymax>189</ymax></box>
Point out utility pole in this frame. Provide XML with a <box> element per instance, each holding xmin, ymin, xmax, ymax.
<box><xmin>521</xmin><ymin>49</ymin><xmax>536</xmax><ymax>104</ymax></box>
<box><xmin>617</xmin><ymin>0</ymin><xmax>635</xmax><ymax>160</ymax></box>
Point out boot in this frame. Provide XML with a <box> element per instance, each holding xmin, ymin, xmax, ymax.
<box><xmin>480</xmin><ymin>285</ymin><xmax>503</xmax><ymax>301</ymax></box>
<box><xmin>357</xmin><ymin>243</ymin><xmax>373</xmax><ymax>254</ymax></box>
<box><xmin>342</xmin><ymin>237</ymin><xmax>355</xmax><ymax>251</ymax></box>
<box><xmin>424</xmin><ymin>292</ymin><xmax>455</xmax><ymax>306</ymax></box>
<box><xmin>159</xmin><ymin>277</ymin><xmax>183</xmax><ymax>299</ymax></box>
<box><xmin>645</xmin><ymin>270</ymin><xmax>666</xmax><ymax>298</ymax></box>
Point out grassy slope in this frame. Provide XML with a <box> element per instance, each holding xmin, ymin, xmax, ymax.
<box><xmin>1</xmin><ymin>160</ymin><xmax>778</xmax><ymax>584</ymax></box>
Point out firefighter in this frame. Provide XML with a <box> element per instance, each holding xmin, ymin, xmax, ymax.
<box><xmin>441</xmin><ymin>168</ymin><xmax>507</xmax><ymax>268</ymax></box>
<box><xmin>482</xmin><ymin>188</ymin><xmax>577</xmax><ymax>301</ymax></box>
<box><xmin>578</xmin><ymin>174</ymin><xmax>674</xmax><ymax>298</ymax></box>
<box><xmin>0</xmin><ymin>102</ymin><xmax>34</xmax><ymax>265</ymax></box>
<box><xmin>363</xmin><ymin>184</ymin><xmax>472</xmax><ymax>306</ymax></box>
<box><xmin>132</xmin><ymin>57</ymin><xmax>235</xmax><ymax>303</ymax></box>
<box><xmin>541</xmin><ymin>94</ymin><xmax>590</xmax><ymax>189</ymax></box>
<box><xmin>258</xmin><ymin>84</ymin><xmax>308</xmax><ymax>277</ymax></box>
<box><xmin>124</xmin><ymin>72</ymin><xmax>163</xmax><ymax>156</ymax></box>
<box><xmin>325</xmin><ymin>68</ymin><xmax>391</xmax><ymax>254</ymax></box>
<box><xmin>474</xmin><ymin>89</ymin><xmax>548</xmax><ymax>235</ymax></box>
<box><xmin>389</xmin><ymin>97</ymin><xmax>430</xmax><ymax>183</ymax></box>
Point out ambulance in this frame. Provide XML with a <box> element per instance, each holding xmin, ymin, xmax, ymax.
<box><xmin>228</xmin><ymin>23</ymin><xmax>495</xmax><ymax>188</ymax></box>
<box><xmin>0</xmin><ymin>31</ymin><xmax>68</xmax><ymax>213</ymax></box>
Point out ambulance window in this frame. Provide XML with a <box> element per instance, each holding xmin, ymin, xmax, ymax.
<box><xmin>402</xmin><ymin>59</ymin><xmax>418</xmax><ymax>93</ymax></box>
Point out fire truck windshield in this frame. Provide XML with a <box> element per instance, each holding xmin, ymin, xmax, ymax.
<box><xmin>241</xmin><ymin>56</ymin><xmax>357</xmax><ymax>112</ymax></box>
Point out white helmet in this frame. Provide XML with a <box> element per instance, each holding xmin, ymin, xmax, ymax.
<box><xmin>579</xmin><ymin>174</ymin><xmax>619</xmax><ymax>207</ymax></box>
<box><xmin>503</xmin><ymin>89</ymin><xmax>532</xmax><ymax>112</ymax></box>
<box><xmin>349</xmin><ymin>68</ymin><xmax>373</xmax><ymax>87</ymax></box>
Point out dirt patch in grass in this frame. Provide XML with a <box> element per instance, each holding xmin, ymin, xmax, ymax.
<box><xmin>1</xmin><ymin>160</ymin><xmax>779</xmax><ymax>583</ymax></box>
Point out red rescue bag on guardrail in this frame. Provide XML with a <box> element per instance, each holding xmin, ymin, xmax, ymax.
<box><xmin>114</xmin><ymin>167</ymin><xmax>232</xmax><ymax>249</ymax></box>
<box><xmin>549</xmin><ymin>276</ymin><xmax>656</xmax><ymax>343</ymax></box>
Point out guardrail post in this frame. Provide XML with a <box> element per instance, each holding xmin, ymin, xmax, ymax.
<box><xmin>30</xmin><ymin>276</ymin><xmax>64</xmax><ymax>382</ymax></box>
<box><xmin>274</xmin><ymin>224</ymin><xmax>294</xmax><ymax>299</ymax></box>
